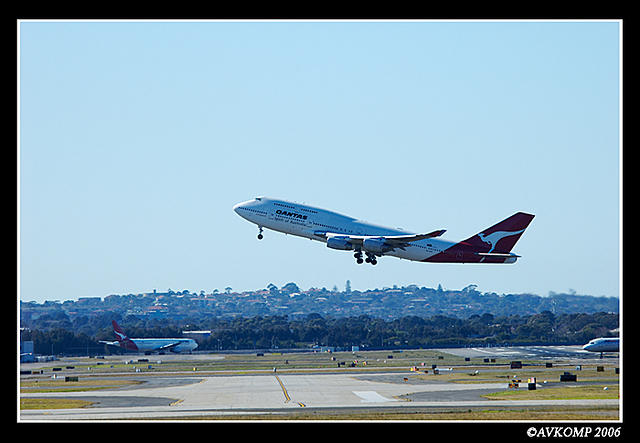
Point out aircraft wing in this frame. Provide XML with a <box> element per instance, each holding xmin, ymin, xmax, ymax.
<box><xmin>376</xmin><ymin>230</ymin><xmax>447</xmax><ymax>242</ymax></box>
<box><xmin>317</xmin><ymin>229</ymin><xmax>445</xmax><ymax>243</ymax></box>
<box><xmin>156</xmin><ymin>341</ymin><xmax>182</xmax><ymax>351</ymax></box>
<box><xmin>316</xmin><ymin>229</ymin><xmax>446</xmax><ymax>252</ymax></box>
<box><xmin>98</xmin><ymin>340</ymin><xmax>120</xmax><ymax>346</ymax></box>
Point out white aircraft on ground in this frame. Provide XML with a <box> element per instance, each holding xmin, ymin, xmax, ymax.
<box><xmin>99</xmin><ymin>321</ymin><xmax>198</xmax><ymax>354</ymax></box>
<box><xmin>233</xmin><ymin>197</ymin><xmax>534</xmax><ymax>265</ymax></box>
<box><xmin>583</xmin><ymin>337</ymin><xmax>620</xmax><ymax>358</ymax></box>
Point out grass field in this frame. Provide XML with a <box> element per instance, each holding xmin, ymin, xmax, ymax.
<box><xmin>151</xmin><ymin>407</ymin><xmax>620</xmax><ymax>421</ymax></box>
<box><xmin>483</xmin><ymin>385</ymin><xmax>619</xmax><ymax>400</ymax></box>
<box><xmin>25</xmin><ymin>349</ymin><xmax>619</xmax><ymax>375</ymax></box>
<box><xmin>411</xmin><ymin>366</ymin><xmax>619</xmax><ymax>385</ymax></box>
<box><xmin>20</xmin><ymin>378</ymin><xmax>142</xmax><ymax>393</ymax></box>
<box><xmin>20</xmin><ymin>398</ymin><xmax>94</xmax><ymax>410</ymax></box>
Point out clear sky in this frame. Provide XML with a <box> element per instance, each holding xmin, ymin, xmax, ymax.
<box><xmin>18</xmin><ymin>20</ymin><xmax>621</xmax><ymax>303</ymax></box>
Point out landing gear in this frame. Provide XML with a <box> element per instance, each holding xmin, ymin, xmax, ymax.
<box><xmin>257</xmin><ymin>226</ymin><xmax>264</xmax><ymax>240</ymax></box>
<box><xmin>354</xmin><ymin>250</ymin><xmax>378</xmax><ymax>265</ymax></box>
<box><xmin>363</xmin><ymin>251</ymin><xmax>378</xmax><ymax>265</ymax></box>
<box><xmin>354</xmin><ymin>250</ymin><xmax>364</xmax><ymax>264</ymax></box>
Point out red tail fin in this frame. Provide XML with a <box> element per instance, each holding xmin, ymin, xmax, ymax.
<box><xmin>112</xmin><ymin>320</ymin><xmax>138</xmax><ymax>351</ymax></box>
<box><xmin>463</xmin><ymin>212</ymin><xmax>535</xmax><ymax>253</ymax></box>
<box><xmin>112</xmin><ymin>320</ymin><xmax>129</xmax><ymax>341</ymax></box>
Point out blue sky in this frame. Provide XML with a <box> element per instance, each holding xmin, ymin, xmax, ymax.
<box><xmin>19</xmin><ymin>20</ymin><xmax>621</xmax><ymax>303</ymax></box>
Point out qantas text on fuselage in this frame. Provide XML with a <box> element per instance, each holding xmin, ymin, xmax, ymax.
<box><xmin>233</xmin><ymin>197</ymin><xmax>534</xmax><ymax>266</ymax></box>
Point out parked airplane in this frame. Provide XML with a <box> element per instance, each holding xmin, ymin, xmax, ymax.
<box><xmin>583</xmin><ymin>337</ymin><xmax>620</xmax><ymax>358</ymax></box>
<box><xmin>99</xmin><ymin>321</ymin><xmax>198</xmax><ymax>354</ymax></box>
<box><xmin>233</xmin><ymin>197</ymin><xmax>534</xmax><ymax>265</ymax></box>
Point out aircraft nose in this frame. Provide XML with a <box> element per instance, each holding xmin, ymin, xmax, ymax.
<box><xmin>233</xmin><ymin>200</ymin><xmax>251</xmax><ymax>216</ymax></box>
<box><xmin>233</xmin><ymin>202</ymin><xmax>243</xmax><ymax>214</ymax></box>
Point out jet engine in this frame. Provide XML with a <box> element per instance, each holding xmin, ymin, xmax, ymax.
<box><xmin>326</xmin><ymin>237</ymin><xmax>353</xmax><ymax>251</ymax></box>
<box><xmin>362</xmin><ymin>237</ymin><xmax>392</xmax><ymax>254</ymax></box>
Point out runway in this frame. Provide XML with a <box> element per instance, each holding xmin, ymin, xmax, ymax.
<box><xmin>437</xmin><ymin>345</ymin><xmax>607</xmax><ymax>360</ymax></box>
<box><xmin>20</xmin><ymin>371</ymin><xmax>619</xmax><ymax>421</ymax></box>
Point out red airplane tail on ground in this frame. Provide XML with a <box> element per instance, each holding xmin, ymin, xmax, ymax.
<box><xmin>111</xmin><ymin>320</ymin><xmax>138</xmax><ymax>351</ymax></box>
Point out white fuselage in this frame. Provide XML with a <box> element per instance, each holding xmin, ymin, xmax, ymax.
<box><xmin>126</xmin><ymin>338</ymin><xmax>198</xmax><ymax>353</ymax></box>
<box><xmin>583</xmin><ymin>337</ymin><xmax>619</xmax><ymax>353</ymax></box>
<box><xmin>233</xmin><ymin>197</ymin><xmax>458</xmax><ymax>262</ymax></box>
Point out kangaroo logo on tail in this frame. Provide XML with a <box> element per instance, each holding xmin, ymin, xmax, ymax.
<box><xmin>112</xmin><ymin>321</ymin><xmax>138</xmax><ymax>351</ymax></box>
<box><xmin>464</xmin><ymin>212</ymin><xmax>534</xmax><ymax>253</ymax></box>
<box><xmin>112</xmin><ymin>321</ymin><xmax>128</xmax><ymax>341</ymax></box>
<box><xmin>477</xmin><ymin>229</ymin><xmax>526</xmax><ymax>253</ymax></box>
<box><xmin>425</xmin><ymin>212</ymin><xmax>535</xmax><ymax>263</ymax></box>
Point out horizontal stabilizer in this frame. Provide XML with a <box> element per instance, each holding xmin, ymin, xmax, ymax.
<box><xmin>476</xmin><ymin>252</ymin><xmax>521</xmax><ymax>258</ymax></box>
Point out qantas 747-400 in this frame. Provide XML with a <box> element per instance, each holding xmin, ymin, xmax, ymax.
<box><xmin>99</xmin><ymin>321</ymin><xmax>198</xmax><ymax>354</ymax></box>
<box><xmin>233</xmin><ymin>197</ymin><xmax>534</xmax><ymax>265</ymax></box>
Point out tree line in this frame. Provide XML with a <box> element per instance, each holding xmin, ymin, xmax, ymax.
<box><xmin>20</xmin><ymin>311</ymin><xmax>618</xmax><ymax>356</ymax></box>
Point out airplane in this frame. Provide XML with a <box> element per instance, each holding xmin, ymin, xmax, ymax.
<box><xmin>99</xmin><ymin>320</ymin><xmax>198</xmax><ymax>354</ymax></box>
<box><xmin>582</xmin><ymin>337</ymin><xmax>620</xmax><ymax>358</ymax></box>
<box><xmin>233</xmin><ymin>197</ymin><xmax>534</xmax><ymax>265</ymax></box>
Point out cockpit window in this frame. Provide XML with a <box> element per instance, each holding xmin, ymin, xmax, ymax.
<box><xmin>255</xmin><ymin>197</ymin><xmax>262</xmax><ymax>201</ymax></box>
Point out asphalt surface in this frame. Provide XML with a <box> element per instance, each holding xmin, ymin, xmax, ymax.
<box><xmin>438</xmin><ymin>345</ymin><xmax>617</xmax><ymax>360</ymax></box>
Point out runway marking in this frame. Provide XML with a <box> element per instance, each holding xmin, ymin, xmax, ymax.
<box><xmin>170</xmin><ymin>399</ymin><xmax>184</xmax><ymax>406</ymax></box>
<box><xmin>274</xmin><ymin>375</ymin><xmax>290</xmax><ymax>403</ymax></box>
<box><xmin>353</xmin><ymin>391</ymin><xmax>396</xmax><ymax>403</ymax></box>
